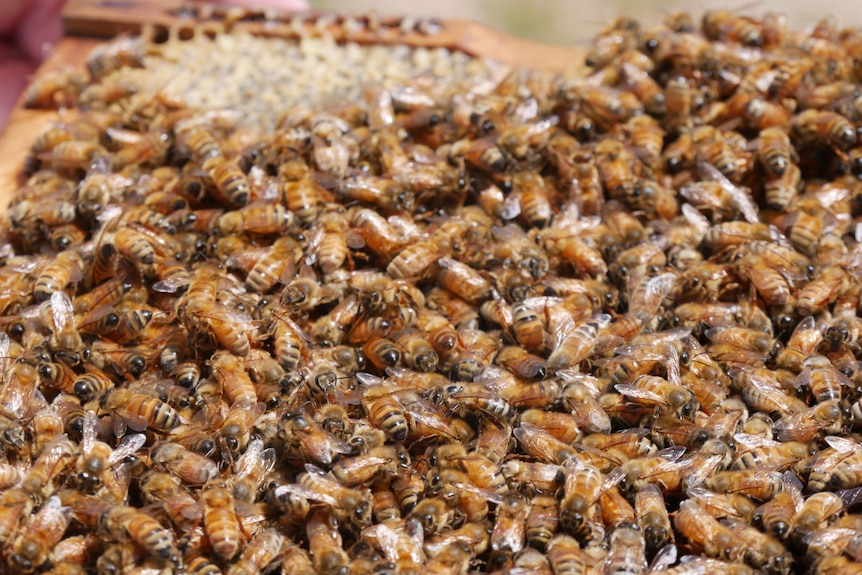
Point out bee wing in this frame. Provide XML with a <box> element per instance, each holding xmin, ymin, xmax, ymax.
<box><xmin>152</xmin><ymin>275</ymin><xmax>190</xmax><ymax>294</ymax></box>
<box><xmin>82</xmin><ymin>410</ymin><xmax>99</xmax><ymax>455</ymax></box>
<box><xmin>355</xmin><ymin>372</ymin><xmax>387</xmax><ymax>387</ymax></box>
<box><xmin>614</xmin><ymin>384</ymin><xmax>668</xmax><ymax>406</ymax></box>
<box><xmin>681</xmin><ymin>203</ymin><xmax>710</xmax><ymax>234</ymax></box>
<box><xmin>111</xmin><ymin>407</ymin><xmax>149</xmax><ymax>434</ymax></box>
<box><xmin>648</xmin><ymin>544</ymin><xmax>678</xmax><ymax>575</ymax></box>
<box><xmin>838</xmin><ymin>486</ymin><xmax>862</xmax><ymax>511</ymax></box>
<box><xmin>697</xmin><ymin>161</ymin><xmax>759</xmax><ymax>223</ymax></box>
<box><xmin>684</xmin><ymin>454</ymin><xmax>723</xmax><ymax>489</ymax></box>
<box><xmin>732</xmin><ymin>432</ymin><xmax>782</xmax><ymax>453</ymax></box>
<box><xmin>570</xmin><ymin>441</ymin><xmax>623</xmax><ymax>467</ymax></box>
<box><xmin>273</xmin><ymin>483</ymin><xmax>338</xmax><ymax>508</ymax></box>
<box><xmin>825</xmin><ymin>435</ymin><xmax>862</xmax><ymax>454</ymax></box>
<box><xmin>665</xmin><ymin>343</ymin><xmax>681</xmax><ymax>387</ymax></box>
<box><xmin>401</xmin><ymin>400</ymin><xmax>458</xmax><ymax>440</ymax></box>
<box><xmin>110</xmin><ymin>433</ymin><xmax>146</xmax><ymax>464</ymax></box>
<box><xmin>802</xmin><ymin>527</ymin><xmax>858</xmax><ymax>553</ymax></box>
<box><xmin>452</xmin><ymin>482</ymin><xmax>505</xmax><ymax>505</ymax></box>
<box><xmin>50</xmin><ymin>290</ymin><xmax>75</xmax><ymax>334</ymax></box>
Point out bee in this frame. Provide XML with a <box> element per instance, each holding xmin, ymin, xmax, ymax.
<box><xmin>634</xmin><ymin>483</ymin><xmax>673</xmax><ymax>553</ymax></box>
<box><xmin>86</xmin><ymin>36</ymin><xmax>144</xmax><ymax>78</ymax></box>
<box><xmin>279</xmin><ymin>463</ymin><xmax>372</xmax><ymax>530</ymax></box>
<box><xmin>139</xmin><ymin>471</ymin><xmax>199</xmax><ymax>530</ymax></box>
<box><xmin>200</xmin><ymin>479</ymin><xmax>243</xmax><ymax>560</ymax></box>
<box><xmin>559</xmin><ymin>459</ymin><xmax>621</xmax><ymax>541</ymax></box>
<box><xmin>435</xmin><ymin>257</ymin><xmax>492</xmax><ymax>304</ymax></box>
<box><xmin>45</xmin><ymin>291</ymin><xmax>83</xmax><ymax>366</ymax></box>
<box><xmin>100</xmin><ymin>388</ymin><xmax>183</xmax><ymax>435</ymax></box>
<box><xmin>674</xmin><ymin>500</ymin><xmax>748</xmax><ymax>564</ymax></box>
<box><xmin>773</xmin><ymin>399</ymin><xmax>842</xmax><ymax>443</ymax></box>
<box><xmin>102</xmin><ymin>505</ymin><xmax>179</xmax><ymax>566</ymax></box>
<box><xmin>281</xmin><ymin>412</ymin><xmax>352</xmax><ymax>466</ymax></box>
<box><xmin>491</xmin><ymin>492</ymin><xmax>528</xmax><ymax>554</ymax></box>
<box><xmin>150</xmin><ymin>442</ymin><xmax>218</xmax><ymax>485</ymax></box>
<box><xmin>75</xmin><ymin>411</ymin><xmax>145</xmax><ymax>494</ymax></box>
<box><xmin>730</xmin><ymin>433</ymin><xmax>811</xmax><ymax>471</ymax></box>
<box><xmin>362</xmin><ymin>337</ymin><xmax>403</xmax><ymax>372</ymax></box>
<box><xmin>805</xmin><ymin>436</ymin><xmax>862</xmax><ymax>492</ymax></box>
<box><xmin>789</xmin><ymin>491</ymin><xmax>844</xmax><ymax>546</ymax></box>
<box><xmin>615</xmin><ymin>373</ymin><xmax>698</xmax><ymax>421</ymax></box>
<box><xmin>226</xmin><ymin>528</ymin><xmax>285</xmax><ymax>575</ymax></box>
<box><xmin>706</xmin><ymin>470</ymin><xmax>785</xmax><ymax>502</ymax></box>
<box><xmin>22</xmin><ymin>434</ymin><xmax>76</xmax><ymax>502</ymax></box>
<box><xmin>755</xmin><ymin>485</ymin><xmax>800</xmax><ymax>540</ymax></box>
<box><xmin>798</xmin><ymin>266</ymin><xmax>848</xmax><ymax>317</ymax></box>
<box><xmin>722</xmin><ymin>518</ymin><xmax>793</xmax><ymax>575</ymax></box>
<box><xmin>6</xmin><ymin>496</ymin><xmax>71</xmax><ymax>574</ymax></box>
<box><xmin>524</xmin><ymin>495</ymin><xmax>559</xmax><ymax>551</ymax></box>
<box><xmin>361</xmin><ymin>383</ymin><xmax>409</xmax><ymax>442</ymax></box>
<box><xmin>757</xmin><ymin>126</ymin><xmax>795</xmax><ymax>179</ymax></box>
<box><xmin>208</xmin><ymin>159</ymin><xmax>251</xmax><ymax>208</ymax></box>
<box><xmin>33</xmin><ymin>250</ymin><xmax>83</xmax><ymax>302</ymax></box>
<box><xmin>702</xmin><ymin>11</ymin><xmax>763</xmax><ymax>46</ymax></box>
<box><xmin>791</xmin><ymin>109</ymin><xmax>857</xmax><ymax>149</ymax></box>
<box><xmin>306</xmin><ymin>510</ymin><xmax>350</xmax><ymax>575</ymax></box>
<box><xmin>546</xmin><ymin>534</ymin><xmax>588</xmax><ymax>575</ymax></box>
<box><xmin>408</xmin><ymin>496</ymin><xmax>457</xmax><ymax>536</ymax></box>
<box><xmin>232</xmin><ymin>438</ymin><xmax>276</xmax><ymax>503</ymax></box>
<box><xmin>244</xmin><ymin>237</ymin><xmax>299</xmax><ymax>294</ymax></box>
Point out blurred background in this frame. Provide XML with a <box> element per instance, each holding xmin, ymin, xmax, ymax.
<box><xmin>311</xmin><ymin>0</ymin><xmax>862</xmax><ymax>45</ymax></box>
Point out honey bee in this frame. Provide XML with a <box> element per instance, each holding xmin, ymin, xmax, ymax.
<box><xmin>279</xmin><ymin>463</ymin><xmax>372</xmax><ymax>530</ymax></box>
<box><xmin>789</xmin><ymin>491</ymin><xmax>844</xmax><ymax>546</ymax></box>
<box><xmin>361</xmin><ymin>383</ymin><xmax>409</xmax><ymax>442</ymax></box>
<box><xmin>634</xmin><ymin>483</ymin><xmax>673</xmax><ymax>553</ymax></box>
<box><xmin>226</xmin><ymin>529</ymin><xmax>285</xmax><ymax>575</ymax></box>
<box><xmin>773</xmin><ymin>399</ymin><xmax>842</xmax><ymax>443</ymax></box>
<box><xmin>100</xmin><ymin>388</ymin><xmax>183</xmax><ymax>435</ymax></box>
<box><xmin>21</xmin><ymin>434</ymin><xmax>76</xmax><ymax>502</ymax></box>
<box><xmin>702</xmin><ymin>11</ymin><xmax>763</xmax><ymax>46</ymax></box>
<box><xmin>393</xmin><ymin>329</ymin><xmax>439</xmax><ymax>373</ymax></box>
<box><xmin>281</xmin><ymin>412</ymin><xmax>352</xmax><ymax>466</ymax></box>
<box><xmin>45</xmin><ymin>291</ymin><xmax>83</xmax><ymax>366</ymax></box>
<box><xmin>791</xmin><ymin>109</ymin><xmax>857</xmax><ymax>149</ymax></box>
<box><xmin>139</xmin><ymin>470</ymin><xmax>200</xmax><ymax>530</ymax></box>
<box><xmin>706</xmin><ymin>470</ymin><xmax>785</xmax><ymax>502</ymax></box>
<box><xmin>722</xmin><ymin>517</ymin><xmax>793</xmax><ymax>575</ymax></box>
<box><xmin>757</xmin><ymin>127</ymin><xmax>795</xmax><ymax>179</ymax></box>
<box><xmin>755</xmin><ymin>482</ymin><xmax>800</xmax><ymax>540</ymax></box>
<box><xmin>200</xmin><ymin>479</ymin><xmax>244</xmax><ymax>560</ymax></box>
<box><xmin>207</xmin><ymin>159</ymin><xmax>251</xmax><ymax>208</ymax></box>
<box><xmin>150</xmin><ymin>442</ymin><xmax>218</xmax><ymax>485</ymax></box>
<box><xmin>232</xmin><ymin>438</ymin><xmax>276</xmax><ymax>503</ymax></box>
<box><xmin>491</xmin><ymin>492</ymin><xmax>528</xmax><ymax>554</ymax></box>
<box><xmin>674</xmin><ymin>500</ymin><xmax>748</xmax><ymax>564</ymax></box>
<box><xmin>102</xmin><ymin>505</ymin><xmax>179</xmax><ymax>566</ymax></box>
<box><xmin>7</xmin><ymin>496</ymin><xmax>71</xmax><ymax>574</ymax></box>
<box><xmin>731</xmin><ymin>433</ymin><xmax>811</xmax><ymax>472</ymax></box>
<box><xmin>75</xmin><ymin>411</ymin><xmax>145</xmax><ymax>494</ymax></box>
<box><xmin>805</xmin><ymin>435</ymin><xmax>862</xmax><ymax>492</ymax></box>
<box><xmin>546</xmin><ymin>534</ymin><xmax>588</xmax><ymax>575</ymax></box>
<box><xmin>559</xmin><ymin>459</ymin><xmax>621</xmax><ymax>541</ymax></box>
<box><xmin>33</xmin><ymin>250</ymin><xmax>83</xmax><ymax>303</ymax></box>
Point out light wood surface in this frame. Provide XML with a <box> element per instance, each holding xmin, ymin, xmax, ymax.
<box><xmin>0</xmin><ymin>0</ymin><xmax>586</xmax><ymax>212</ymax></box>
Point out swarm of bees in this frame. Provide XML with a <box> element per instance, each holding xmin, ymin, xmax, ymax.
<box><xmin>11</xmin><ymin>7</ymin><xmax>862</xmax><ymax>575</ymax></box>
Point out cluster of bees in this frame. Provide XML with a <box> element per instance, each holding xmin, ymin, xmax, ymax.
<box><xmin>10</xmin><ymin>7</ymin><xmax>862</xmax><ymax>575</ymax></box>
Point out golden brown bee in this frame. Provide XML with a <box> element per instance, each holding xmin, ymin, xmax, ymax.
<box><xmin>674</xmin><ymin>500</ymin><xmax>748</xmax><ymax>564</ymax></box>
<box><xmin>150</xmin><ymin>442</ymin><xmax>218</xmax><ymax>485</ymax></box>
<box><xmin>634</xmin><ymin>483</ymin><xmax>673</xmax><ymax>553</ymax></box>
<box><xmin>46</xmin><ymin>291</ymin><xmax>84</xmax><ymax>366</ymax></box>
<box><xmin>6</xmin><ymin>496</ymin><xmax>71</xmax><ymax>574</ymax></box>
<box><xmin>306</xmin><ymin>510</ymin><xmax>350</xmax><ymax>575</ymax></box>
<box><xmin>792</xmin><ymin>109</ymin><xmax>857</xmax><ymax>149</ymax></box>
<box><xmin>702</xmin><ymin>11</ymin><xmax>763</xmax><ymax>46</ymax></box>
<box><xmin>33</xmin><ymin>250</ymin><xmax>83</xmax><ymax>303</ymax></box>
<box><xmin>280</xmin><ymin>159</ymin><xmax>331</xmax><ymax>226</ymax></box>
<box><xmin>207</xmin><ymin>159</ymin><xmax>251</xmax><ymax>208</ymax></box>
<box><xmin>524</xmin><ymin>494</ymin><xmax>559</xmax><ymax>552</ymax></box>
<box><xmin>226</xmin><ymin>528</ymin><xmax>285</xmax><ymax>575</ymax></box>
<box><xmin>546</xmin><ymin>534</ymin><xmax>588</xmax><ymax>575</ymax></box>
<box><xmin>281</xmin><ymin>412</ymin><xmax>351</xmax><ymax>466</ymax></box>
<box><xmin>773</xmin><ymin>399</ymin><xmax>842</xmax><ymax>443</ymax></box>
<box><xmin>788</xmin><ymin>491</ymin><xmax>844</xmax><ymax>545</ymax></box>
<box><xmin>757</xmin><ymin>126</ymin><xmax>795</xmax><ymax>179</ymax></box>
<box><xmin>755</xmin><ymin>487</ymin><xmax>798</xmax><ymax>540</ymax></box>
<box><xmin>102</xmin><ymin>504</ymin><xmax>179</xmax><ymax>566</ymax></box>
<box><xmin>200</xmin><ymin>479</ymin><xmax>243</xmax><ymax>560</ymax></box>
<box><xmin>75</xmin><ymin>412</ymin><xmax>144</xmax><ymax>494</ymax></box>
<box><xmin>100</xmin><ymin>388</ymin><xmax>183</xmax><ymax>435</ymax></box>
